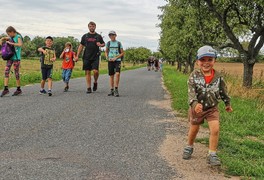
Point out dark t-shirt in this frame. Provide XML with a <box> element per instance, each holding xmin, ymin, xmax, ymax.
<box><xmin>81</xmin><ymin>33</ymin><xmax>104</xmax><ymax>61</ymax></box>
<box><xmin>40</xmin><ymin>46</ymin><xmax>55</xmax><ymax>69</ymax></box>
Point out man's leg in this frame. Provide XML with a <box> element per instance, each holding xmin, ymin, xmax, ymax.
<box><xmin>92</xmin><ymin>58</ymin><xmax>100</xmax><ymax>91</ymax></box>
<box><xmin>85</xmin><ymin>70</ymin><xmax>91</xmax><ymax>88</ymax></box>
<box><xmin>93</xmin><ymin>69</ymin><xmax>99</xmax><ymax>83</ymax></box>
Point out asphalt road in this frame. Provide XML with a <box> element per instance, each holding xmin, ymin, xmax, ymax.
<box><xmin>0</xmin><ymin>68</ymin><xmax>178</xmax><ymax>180</ymax></box>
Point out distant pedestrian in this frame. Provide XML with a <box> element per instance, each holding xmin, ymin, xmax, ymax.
<box><xmin>159</xmin><ymin>58</ymin><xmax>163</xmax><ymax>72</ymax></box>
<box><xmin>60</xmin><ymin>42</ymin><xmax>76</xmax><ymax>92</ymax></box>
<box><xmin>105</xmin><ymin>31</ymin><xmax>124</xmax><ymax>97</ymax></box>
<box><xmin>0</xmin><ymin>26</ymin><xmax>23</xmax><ymax>97</ymax></box>
<box><xmin>154</xmin><ymin>57</ymin><xmax>159</xmax><ymax>72</ymax></box>
<box><xmin>38</xmin><ymin>36</ymin><xmax>56</xmax><ymax>96</ymax></box>
<box><xmin>182</xmin><ymin>45</ymin><xmax>233</xmax><ymax>166</ymax></box>
<box><xmin>147</xmin><ymin>56</ymin><xmax>155</xmax><ymax>71</ymax></box>
<box><xmin>76</xmin><ymin>21</ymin><xmax>105</xmax><ymax>94</ymax></box>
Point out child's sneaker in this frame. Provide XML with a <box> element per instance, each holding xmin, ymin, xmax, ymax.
<box><xmin>87</xmin><ymin>88</ymin><xmax>92</xmax><ymax>94</ymax></box>
<box><xmin>108</xmin><ymin>89</ymin><xmax>114</xmax><ymax>96</ymax></box>
<box><xmin>207</xmin><ymin>153</ymin><xmax>221</xmax><ymax>166</ymax></box>
<box><xmin>182</xmin><ymin>146</ymin><xmax>193</xmax><ymax>160</ymax></box>
<box><xmin>48</xmin><ymin>90</ymin><xmax>52</xmax><ymax>96</ymax></box>
<box><xmin>64</xmin><ymin>86</ymin><xmax>69</xmax><ymax>92</ymax></box>
<box><xmin>39</xmin><ymin>89</ymin><xmax>47</xmax><ymax>95</ymax></box>
<box><xmin>0</xmin><ymin>89</ymin><xmax>9</xmax><ymax>97</ymax></box>
<box><xmin>114</xmin><ymin>89</ymin><xmax>119</xmax><ymax>97</ymax></box>
<box><xmin>12</xmin><ymin>89</ymin><xmax>22</xmax><ymax>96</ymax></box>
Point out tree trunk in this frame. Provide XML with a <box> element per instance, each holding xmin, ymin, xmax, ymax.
<box><xmin>243</xmin><ymin>61</ymin><xmax>255</xmax><ymax>88</ymax></box>
<box><xmin>183</xmin><ymin>61</ymin><xmax>189</xmax><ymax>74</ymax></box>
<box><xmin>177</xmin><ymin>61</ymin><xmax>182</xmax><ymax>71</ymax></box>
<box><xmin>189</xmin><ymin>54</ymin><xmax>195</xmax><ymax>72</ymax></box>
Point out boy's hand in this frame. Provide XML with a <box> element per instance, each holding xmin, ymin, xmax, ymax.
<box><xmin>226</xmin><ymin>105</ymin><xmax>233</xmax><ymax>112</ymax></box>
<box><xmin>74</xmin><ymin>56</ymin><xmax>79</xmax><ymax>62</ymax></box>
<box><xmin>41</xmin><ymin>49</ymin><xmax>47</xmax><ymax>54</ymax></box>
<box><xmin>110</xmin><ymin>57</ymin><xmax>117</xmax><ymax>62</ymax></box>
<box><xmin>194</xmin><ymin>103</ymin><xmax>203</xmax><ymax>114</ymax></box>
<box><xmin>51</xmin><ymin>58</ymin><xmax>56</xmax><ymax>62</ymax></box>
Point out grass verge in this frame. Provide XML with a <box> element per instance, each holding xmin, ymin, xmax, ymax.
<box><xmin>0</xmin><ymin>59</ymin><xmax>144</xmax><ymax>89</ymax></box>
<box><xmin>163</xmin><ymin>65</ymin><xmax>264</xmax><ymax>179</ymax></box>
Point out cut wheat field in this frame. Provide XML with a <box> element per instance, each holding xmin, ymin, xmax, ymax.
<box><xmin>213</xmin><ymin>62</ymin><xmax>264</xmax><ymax>80</ymax></box>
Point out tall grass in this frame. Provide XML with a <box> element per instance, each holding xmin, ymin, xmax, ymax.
<box><xmin>163</xmin><ymin>65</ymin><xmax>264</xmax><ymax>179</ymax></box>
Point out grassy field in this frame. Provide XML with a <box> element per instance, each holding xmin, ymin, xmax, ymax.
<box><xmin>0</xmin><ymin>59</ymin><xmax>144</xmax><ymax>89</ymax></box>
<box><xmin>163</xmin><ymin>64</ymin><xmax>264</xmax><ymax>179</ymax></box>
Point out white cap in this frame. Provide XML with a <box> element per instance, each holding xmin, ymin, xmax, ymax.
<box><xmin>108</xmin><ymin>30</ymin><xmax>117</xmax><ymax>35</ymax></box>
<box><xmin>197</xmin><ymin>45</ymin><xmax>217</xmax><ymax>60</ymax></box>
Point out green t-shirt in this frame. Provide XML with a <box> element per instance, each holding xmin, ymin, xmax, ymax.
<box><xmin>11</xmin><ymin>34</ymin><xmax>22</xmax><ymax>61</ymax></box>
<box><xmin>106</xmin><ymin>41</ymin><xmax>123</xmax><ymax>62</ymax></box>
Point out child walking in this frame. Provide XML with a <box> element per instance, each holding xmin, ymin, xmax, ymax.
<box><xmin>0</xmin><ymin>26</ymin><xmax>23</xmax><ymax>97</ymax></box>
<box><xmin>105</xmin><ymin>31</ymin><xmax>124</xmax><ymax>97</ymax></box>
<box><xmin>183</xmin><ymin>45</ymin><xmax>233</xmax><ymax>166</ymax></box>
<box><xmin>38</xmin><ymin>36</ymin><xmax>56</xmax><ymax>96</ymax></box>
<box><xmin>60</xmin><ymin>42</ymin><xmax>76</xmax><ymax>92</ymax></box>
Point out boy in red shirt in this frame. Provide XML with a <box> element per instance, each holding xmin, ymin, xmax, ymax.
<box><xmin>60</xmin><ymin>42</ymin><xmax>76</xmax><ymax>92</ymax></box>
<box><xmin>183</xmin><ymin>45</ymin><xmax>233</xmax><ymax>166</ymax></box>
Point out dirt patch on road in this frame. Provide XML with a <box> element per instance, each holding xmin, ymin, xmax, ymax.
<box><xmin>151</xmin><ymin>79</ymin><xmax>241</xmax><ymax>180</ymax></box>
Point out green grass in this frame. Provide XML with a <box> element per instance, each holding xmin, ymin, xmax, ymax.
<box><xmin>163</xmin><ymin>65</ymin><xmax>264</xmax><ymax>179</ymax></box>
<box><xmin>0</xmin><ymin>59</ymin><xmax>144</xmax><ymax>89</ymax></box>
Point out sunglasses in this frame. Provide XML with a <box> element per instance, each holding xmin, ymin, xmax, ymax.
<box><xmin>109</xmin><ymin>34</ymin><xmax>116</xmax><ymax>36</ymax></box>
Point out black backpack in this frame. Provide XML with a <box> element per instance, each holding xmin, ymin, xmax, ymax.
<box><xmin>107</xmin><ymin>41</ymin><xmax>124</xmax><ymax>61</ymax></box>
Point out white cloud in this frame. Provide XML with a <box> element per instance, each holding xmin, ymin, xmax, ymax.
<box><xmin>0</xmin><ymin>0</ymin><xmax>166</xmax><ymax>51</ymax></box>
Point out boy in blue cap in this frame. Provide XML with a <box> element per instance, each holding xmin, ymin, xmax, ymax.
<box><xmin>183</xmin><ymin>45</ymin><xmax>233</xmax><ymax>166</ymax></box>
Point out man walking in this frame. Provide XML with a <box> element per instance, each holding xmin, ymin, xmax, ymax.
<box><xmin>76</xmin><ymin>21</ymin><xmax>105</xmax><ymax>93</ymax></box>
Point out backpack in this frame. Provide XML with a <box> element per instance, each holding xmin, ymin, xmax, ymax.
<box><xmin>107</xmin><ymin>41</ymin><xmax>124</xmax><ymax>61</ymax></box>
<box><xmin>1</xmin><ymin>40</ymin><xmax>16</xmax><ymax>60</ymax></box>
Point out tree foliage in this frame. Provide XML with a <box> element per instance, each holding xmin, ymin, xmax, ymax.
<box><xmin>125</xmin><ymin>47</ymin><xmax>152</xmax><ymax>64</ymax></box>
<box><xmin>159</xmin><ymin>0</ymin><xmax>264</xmax><ymax>87</ymax></box>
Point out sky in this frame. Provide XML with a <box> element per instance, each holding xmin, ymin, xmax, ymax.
<box><xmin>0</xmin><ymin>0</ymin><xmax>167</xmax><ymax>51</ymax></box>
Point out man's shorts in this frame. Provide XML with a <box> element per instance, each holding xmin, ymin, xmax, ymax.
<box><xmin>83</xmin><ymin>58</ymin><xmax>99</xmax><ymax>71</ymax></box>
<box><xmin>41</xmin><ymin>68</ymin><xmax>53</xmax><ymax>80</ymax></box>
<box><xmin>188</xmin><ymin>106</ymin><xmax>219</xmax><ymax>125</ymax></box>
<box><xmin>108</xmin><ymin>61</ymin><xmax>121</xmax><ymax>76</ymax></box>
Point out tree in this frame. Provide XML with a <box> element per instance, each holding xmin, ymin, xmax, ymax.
<box><xmin>202</xmin><ymin>0</ymin><xmax>264</xmax><ymax>87</ymax></box>
<box><xmin>125</xmin><ymin>47</ymin><xmax>152</xmax><ymax>64</ymax></box>
<box><xmin>159</xmin><ymin>0</ymin><xmax>264</xmax><ymax>87</ymax></box>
